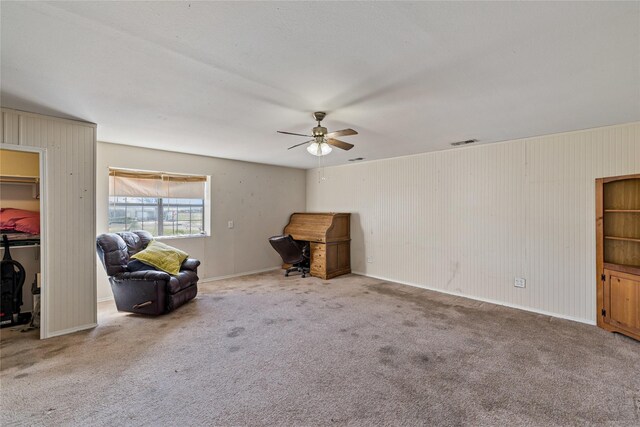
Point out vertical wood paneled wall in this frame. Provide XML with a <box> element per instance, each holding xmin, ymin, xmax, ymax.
<box><xmin>307</xmin><ymin>122</ymin><xmax>640</xmax><ymax>324</ymax></box>
<box><xmin>1</xmin><ymin>108</ymin><xmax>97</xmax><ymax>338</ymax></box>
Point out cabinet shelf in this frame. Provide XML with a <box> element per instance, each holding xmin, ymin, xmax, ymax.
<box><xmin>604</xmin><ymin>263</ymin><xmax>640</xmax><ymax>276</ymax></box>
<box><xmin>604</xmin><ymin>236</ymin><xmax>640</xmax><ymax>243</ymax></box>
<box><xmin>605</xmin><ymin>209</ymin><xmax>640</xmax><ymax>213</ymax></box>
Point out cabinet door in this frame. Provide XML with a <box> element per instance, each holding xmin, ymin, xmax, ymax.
<box><xmin>336</xmin><ymin>241</ymin><xmax>351</xmax><ymax>270</ymax></box>
<box><xmin>603</xmin><ymin>269</ymin><xmax>640</xmax><ymax>337</ymax></box>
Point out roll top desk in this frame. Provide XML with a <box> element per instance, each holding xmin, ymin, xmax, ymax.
<box><xmin>283</xmin><ymin>212</ymin><xmax>351</xmax><ymax>279</ymax></box>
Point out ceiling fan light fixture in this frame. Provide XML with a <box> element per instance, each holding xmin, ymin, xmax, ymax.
<box><xmin>307</xmin><ymin>141</ymin><xmax>332</xmax><ymax>156</ymax></box>
<box><xmin>278</xmin><ymin>111</ymin><xmax>357</xmax><ymax>156</ymax></box>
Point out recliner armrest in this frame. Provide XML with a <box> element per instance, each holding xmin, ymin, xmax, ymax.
<box><xmin>114</xmin><ymin>270</ymin><xmax>171</xmax><ymax>282</ymax></box>
<box><xmin>181</xmin><ymin>258</ymin><xmax>201</xmax><ymax>272</ymax></box>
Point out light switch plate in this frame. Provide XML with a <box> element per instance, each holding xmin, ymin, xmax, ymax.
<box><xmin>228</xmin><ymin>220</ymin><xmax>234</xmax><ymax>229</ymax></box>
<box><xmin>514</xmin><ymin>277</ymin><xmax>526</xmax><ymax>288</ymax></box>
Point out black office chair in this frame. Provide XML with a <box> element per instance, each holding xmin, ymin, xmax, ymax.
<box><xmin>268</xmin><ymin>235</ymin><xmax>310</xmax><ymax>278</ymax></box>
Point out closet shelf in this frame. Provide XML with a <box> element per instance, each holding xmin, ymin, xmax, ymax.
<box><xmin>0</xmin><ymin>175</ymin><xmax>39</xmax><ymax>184</ymax></box>
<box><xmin>604</xmin><ymin>209</ymin><xmax>640</xmax><ymax>213</ymax></box>
<box><xmin>604</xmin><ymin>236</ymin><xmax>640</xmax><ymax>243</ymax></box>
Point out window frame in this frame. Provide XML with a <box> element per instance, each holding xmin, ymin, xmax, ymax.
<box><xmin>108</xmin><ymin>169</ymin><xmax>210</xmax><ymax>239</ymax></box>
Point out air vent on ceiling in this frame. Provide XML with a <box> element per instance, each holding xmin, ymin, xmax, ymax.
<box><xmin>450</xmin><ymin>139</ymin><xmax>478</xmax><ymax>147</ymax></box>
<box><xmin>348</xmin><ymin>157</ymin><xmax>365</xmax><ymax>162</ymax></box>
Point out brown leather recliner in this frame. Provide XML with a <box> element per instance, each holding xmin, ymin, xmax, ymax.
<box><xmin>96</xmin><ymin>230</ymin><xmax>199</xmax><ymax>315</ymax></box>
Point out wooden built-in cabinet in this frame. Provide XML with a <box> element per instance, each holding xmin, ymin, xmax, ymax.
<box><xmin>596</xmin><ymin>173</ymin><xmax>640</xmax><ymax>341</ymax></box>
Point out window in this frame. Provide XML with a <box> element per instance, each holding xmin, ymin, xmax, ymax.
<box><xmin>108</xmin><ymin>168</ymin><xmax>209</xmax><ymax>238</ymax></box>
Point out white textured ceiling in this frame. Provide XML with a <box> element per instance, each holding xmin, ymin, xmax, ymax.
<box><xmin>1</xmin><ymin>1</ymin><xmax>639</xmax><ymax>168</ymax></box>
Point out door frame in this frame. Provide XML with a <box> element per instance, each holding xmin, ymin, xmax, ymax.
<box><xmin>1</xmin><ymin>143</ymin><xmax>48</xmax><ymax>339</ymax></box>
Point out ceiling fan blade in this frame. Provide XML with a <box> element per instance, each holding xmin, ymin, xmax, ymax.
<box><xmin>278</xmin><ymin>130</ymin><xmax>313</xmax><ymax>137</ymax></box>
<box><xmin>326</xmin><ymin>138</ymin><xmax>354</xmax><ymax>151</ymax></box>
<box><xmin>325</xmin><ymin>128</ymin><xmax>358</xmax><ymax>138</ymax></box>
<box><xmin>287</xmin><ymin>139</ymin><xmax>314</xmax><ymax>150</ymax></box>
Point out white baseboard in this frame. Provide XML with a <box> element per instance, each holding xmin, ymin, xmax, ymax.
<box><xmin>352</xmin><ymin>271</ymin><xmax>596</xmax><ymax>326</ymax></box>
<box><xmin>199</xmin><ymin>266</ymin><xmax>281</xmax><ymax>283</ymax></box>
<box><xmin>43</xmin><ymin>322</ymin><xmax>97</xmax><ymax>339</ymax></box>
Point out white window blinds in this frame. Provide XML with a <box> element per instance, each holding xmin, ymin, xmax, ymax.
<box><xmin>108</xmin><ymin>168</ymin><xmax>207</xmax><ymax>199</ymax></box>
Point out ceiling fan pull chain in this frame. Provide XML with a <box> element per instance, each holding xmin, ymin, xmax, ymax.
<box><xmin>318</xmin><ymin>152</ymin><xmax>327</xmax><ymax>183</ymax></box>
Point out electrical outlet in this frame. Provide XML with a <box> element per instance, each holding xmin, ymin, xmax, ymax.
<box><xmin>367</xmin><ymin>256</ymin><xmax>374</xmax><ymax>263</ymax></box>
<box><xmin>514</xmin><ymin>277</ymin><xmax>526</xmax><ymax>288</ymax></box>
<box><xmin>228</xmin><ymin>220</ymin><xmax>234</xmax><ymax>229</ymax></box>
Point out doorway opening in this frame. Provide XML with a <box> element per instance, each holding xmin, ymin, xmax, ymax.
<box><xmin>0</xmin><ymin>145</ymin><xmax>47</xmax><ymax>339</ymax></box>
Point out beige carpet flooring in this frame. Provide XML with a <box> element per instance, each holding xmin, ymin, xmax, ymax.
<box><xmin>1</xmin><ymin>271</ymin><xmax>639</xmax><ymax>426</ymax></box>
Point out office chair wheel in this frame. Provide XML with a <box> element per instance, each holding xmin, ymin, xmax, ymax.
<box><xmin>285</xmin><ymin>272</ymin><xmax>289</xmax><ymax>277</ymax></box>
<box><xmin>302</xmin><ymin>273</ymin><xmax>306</xmax><ymax>278</ymax></box>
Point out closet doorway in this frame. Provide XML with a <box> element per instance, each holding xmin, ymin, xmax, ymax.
<box><xmin>0</xmin><ymin>144</ymin><xmax>47</xmax><ymax>339</ymax></box>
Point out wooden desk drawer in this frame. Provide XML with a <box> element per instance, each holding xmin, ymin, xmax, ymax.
<box><xmin>308</xmin><ymin>244</ymin><xmax>324</xmax><ymax>274</ymax></box>
<box><xmin>310</xmin><ymin>243</ymin><xmax>325</xmax><ymax>256</ymax></box>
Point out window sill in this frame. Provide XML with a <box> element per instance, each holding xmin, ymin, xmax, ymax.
<box><xmin>156</xmin><ymin>234</ymin><xmax>209</xmax><ymax>241</ymax></box>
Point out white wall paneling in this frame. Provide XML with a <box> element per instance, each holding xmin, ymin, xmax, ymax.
<box><xmin>1</xmin><ymin>108</ymin><xmax>97</xmax><ymax>338</ymax></box>
<box><xmin>307</xmin><ymin>122</ymin><xmax>640</xmax><ymax>324</ymax></box>
<box><xmin>96</xmin><ymin>142</ymin><xmax>306</xmax><ymax>301</ymax></box>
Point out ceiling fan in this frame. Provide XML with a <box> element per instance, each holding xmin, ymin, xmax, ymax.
<box><xmin>277</xmin><ymin>112</ymin><xmax>357</xmax><ymax>156</ymax></box>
